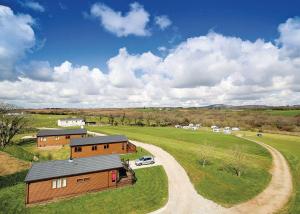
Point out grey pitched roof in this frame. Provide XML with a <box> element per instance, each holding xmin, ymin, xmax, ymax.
<box><xmin>37</xmin><ymin>129</ymin><xmax>87</xmax><ymax>137</ymax></box>
<box><xmin>70</xmin><ymin>135</ymin><xmax>128</xmax><ymax>147</ymax></box>
<box><xmin>25</xmin><ymin>154</ymin><xmax>123</xmax><ymax>182</ymax></box>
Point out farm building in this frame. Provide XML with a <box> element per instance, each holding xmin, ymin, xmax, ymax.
<box><xmin>57</xmin><ymin>118</ymin><xmax>85</xmax><ymax>127</ymax></box>
<box><xmin>70</xmin><ymin>135</ymin><xmax>136</xmax><ymax>159</ymax></box>
<box><xmin>37</xmin><ymin>129</ymin><xmax>87</xmax><ymax>147</ymax></box>
<box><xmin>25</xmin><ymin>154</ymin><xmax>136</xmax><ymax>204</ymax></box>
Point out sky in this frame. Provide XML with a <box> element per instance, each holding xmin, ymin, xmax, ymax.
<box><xmin>0</xmin><ymin>0</ymin><xmax>300</xmax><ymax>108</ymax></box>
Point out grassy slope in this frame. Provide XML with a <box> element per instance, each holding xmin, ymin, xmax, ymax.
<box><xmin>88</xmin><ymin>126</ymin><xmax>272</xmax><ymax>206</ymax></box>
<box><xmin>241</xmin><ymin>132</ymin><xmax>300</xmax><ymax>213</ymax></box>
<box><xmin>0</xmin><ymin>166</ymin><xmax>167</xmax><ymax>214</ymax></box>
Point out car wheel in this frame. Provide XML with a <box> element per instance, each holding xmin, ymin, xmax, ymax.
<box><xmin>151</xmin><ymin>161</ymin><xmax>155</xmax><ymax>164</ymax></box>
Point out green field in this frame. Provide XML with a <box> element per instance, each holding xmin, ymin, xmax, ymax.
<box><xmin>88</xmin><ymin>126</ymin><xmax>272</xmax><ymax>206</ymax></box>
<box><xmin>240</xmin><ymin>132</ymin><xmax>300</xmax><ymax>213</ymax></box>
<box><xmin>264</xmin><ymin>109</ymin><xmax>300</xmax><ymax>117</ymax></box>
<box><xmin>0</xmin><ymin>166</ymin><xmax>167</xmax><ymax>214</ymax></box>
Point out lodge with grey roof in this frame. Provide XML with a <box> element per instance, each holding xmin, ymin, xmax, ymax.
<box><xmin>70</xmin><ymin>135</ymin><xmax>136</xmax><ymax>159</ymax></box>
<box><xmin>37</xmin><ymin>129</ymin><xmax>87</xmax><ymax>147</ymax></box>
<box><xmin>25</xmin><ymin>154</ymin><xmax>136</xmax><ymax>204</ymax></box>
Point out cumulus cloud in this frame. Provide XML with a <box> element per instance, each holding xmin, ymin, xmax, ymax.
<box><xmin>21</xmin><ymin>1</ymin><xmax>45</xmax><ymax>12</ymax></box>
<box><xmin>277</xmin><ymin>17</ymin><xmax>300</xmax><ymax>57</ymax></box>
<box><xmin>155</xmin><ymin>15</ymin><xmax>172</xmax><ymax>30</ymax></box>
<box><xmin>1</xmin><ymin>11</ymin><xmax>300</xmax><ymax>107</ymax></box>
<box><xmin>0</xmin><ymin>5</ymin><xmax>35</xmax><ymax>80</ymax></box>
<box><xmin>90</xmin><ymin>2</ymin><xmax>150</xmax><ymax>37</ymax></box>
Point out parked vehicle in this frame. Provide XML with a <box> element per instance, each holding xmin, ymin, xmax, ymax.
<box><xmin>135</xmin><ymin>156</ymin><xmax>155</xmax><ymax>166</ymax></box>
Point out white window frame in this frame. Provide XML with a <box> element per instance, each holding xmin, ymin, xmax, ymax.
<box><xmin>52</xmin><ymin>179</ymin><xmax>57</xmax><ymax>189</ymax></box>
<box><xmin>52</xmin><ymin>178</ymin><xmax>67</xmax><ymax>189</ymax></box>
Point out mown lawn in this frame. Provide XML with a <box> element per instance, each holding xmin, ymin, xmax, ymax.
<box><xmin>240</xmin><ymin>131</ymin><xmax>300</xmax><ymax>213</ymax></box>
<box><xmin>88</xmin><ymin>126</ymin><xmax>272</xmax><ymax>206</ymax></box>
<box><xmin>0</xmin><ymin>166</ymin><xmax>167</xmax><ymax>214</ymax></box>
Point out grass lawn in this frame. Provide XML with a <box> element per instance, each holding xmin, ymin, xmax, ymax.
<box><xmin>0</xmin><ymin>166</ymin><xmax>167</xmax><ymax>214</ymax></box>
<box><xmin>121</xmin><ymin>147</ymin><xmax>152</xmax><ymax>160</ymax></box>
<box><xmin>239</xmin><ymin>131</ymin><xmax>300</xmax><ymax>213</ymax></box>
<box><xmin>88</xmin><ymin>126</ymin><xmax>272</xmax><ymax>206</ymax></box>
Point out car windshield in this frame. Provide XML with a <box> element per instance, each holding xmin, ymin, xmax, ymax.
<box><xmin>139</xmin><ymin>157</ymin><xmax>144</xmax><ymax>161</ymax></box>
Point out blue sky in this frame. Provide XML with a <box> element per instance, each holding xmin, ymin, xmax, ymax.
<box><xmin>3</xmin><ymin>0</ymin><xmax>300</xmax><ymax>70</ymax></box>
<box><xmin>0</xmin><ymin>0</ymin><xmax>300</xmax><ymax>107</ymax></box>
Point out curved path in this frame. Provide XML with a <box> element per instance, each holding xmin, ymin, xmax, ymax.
<box><xmin>228</xmin><ymin>136</ymin><xmax>293</xmax><ymax>214</ymax></box>
<box><xmin>88</xmin><ymin>131</ymin><xmax>293</xmax><ymax>214</ymax></box>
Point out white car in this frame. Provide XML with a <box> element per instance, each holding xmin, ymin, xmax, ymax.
<box><xmin>135</xmin><ymin>156</ymin><xmax>155</xmax><ymax>166</ymax></box>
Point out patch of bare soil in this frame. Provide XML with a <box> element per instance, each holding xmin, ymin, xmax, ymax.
<box><xmin>0</xmin><ymin>151</ymin><xmax>30</xmax><ymax>176</ymax></box>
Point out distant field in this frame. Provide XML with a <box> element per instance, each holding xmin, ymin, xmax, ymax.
<box><xmin>0</xmin><ymin>166</ymin><xmax>168</xmax><ymax>214</ymax></box>
<box><xmin>88</xmin><ymin>126</ymin><xmax>272</xmax><ymax>206</ymax></box>
<box><xmin>28</xmin><ymin>114</ymin><xmax>66</xmax><ymax>128</ymax></box>
<box><xmin>264</xmin><ymin>109</ymin><xmax>300</xmax><ymax>117</ymax></box>
<box><xmin>241</xmin><ymin>132</ymin><xmax>300</xmax><ymax>213</ymax></box>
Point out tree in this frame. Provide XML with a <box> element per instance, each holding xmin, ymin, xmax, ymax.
<box><xmin>0</xmin><ymin>103</ymin><xmax>27</xmax><ymax>148</ymax></box>
<box><xmin>230</xmin><ymin>146</ymin><xmax>246</xmax><ymax>177</ymax></box>
<box><xmin>199</xmin><ymin>143</ymin><xmax>212</xmax><ymax>167</ymax></box>
<box><xmin>120</xmin><ymin>113</ymin><xmax>126</xmax><ymax>125</ymax></box>
<box><xmin>108</xmin><ymin>114</ymin><xmax>114</xmax><ymax>125</ymax></box>
<box><xmin>99</xmin><ymin>114</ymin><xmax>103</xmax><ymax>123</ymax></box>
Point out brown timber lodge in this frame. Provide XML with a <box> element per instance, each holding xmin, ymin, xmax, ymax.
<box><xmin>25</xmin><ymin>128</ymin><xmax>137</xmax><ymax>205</ymax></box>
<box><xmin>25</xmin><ymin>154</ymin><xmax>136</xmax><ymax>204</ymax></box>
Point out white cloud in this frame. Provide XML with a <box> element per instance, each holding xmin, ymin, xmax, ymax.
<box><xmin>90</xmin><ymin>2</ymin><xmax>150</xmax><ymax>37</ymax></box>
<box><xmin>0</xmin><ymin>5</ymin><xmax>35</xmax><ymax>80</ymax></box>
<box><xmin>155</xmin><ymin>15</ymin><xmax>172</xmax><ymax>30</ymax></box>
<box><xmin>277</xmin><ymin>17</ymin><xmax>300</xmax><ymax>57</ymax></box>
<box><xmin>1</xmin><ymin>12</ymin><xmax>300</xmax><ymax>107</ymax></box>
<box><xmin>22</xmin><ymin>1</ymin><xmax>45</xmax><ymax>12</ymax></box>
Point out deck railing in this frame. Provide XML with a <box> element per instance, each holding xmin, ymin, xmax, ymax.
<box><xmin>121</xmin><ymin>159</ymin><xmax>137</xmax><ymax>184</ymax></box>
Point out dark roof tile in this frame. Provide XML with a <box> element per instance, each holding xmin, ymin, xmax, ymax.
<box><xmin>25</xmin><ymin>154</ymin><xmax>122</xmax><ymax>182</ymax></box>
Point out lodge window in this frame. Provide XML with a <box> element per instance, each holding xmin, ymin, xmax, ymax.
<box><xmin>52</xmin><ymin>178</ymin><xmax>67</xmax><ymax>189</ymax></box>
<box><xmin>122</xmin><ymin>143</ymin><xmax>125</xmax><ymax>150</ymax></box>
<box><xmin>65</xmin><ymin>135</ymin><xmax>70</xmax><ymax>139</ymax></box>
<box><xmin>77</xmin><ymin>177</ymin><xmax>90</xmax><ymax>183</ymax></box>
<box><xmin>55</xmin><ymin>136</ymin><xmax>60</xmax><ymax>140</ymax></box>
<box><xmin>75</xmin><ymin>146</ymin><xmax>82</xmax><ymax>152</ymax></box>
<box><xmin>104</xmin><ymin>144</ymin><xmax>109</xmax><ymax>149</ymax></box>
<box><xmin>92</xmin><ymin>145</ymin><xmax>97</xmax><ymax>151</ymax></box>
<box><xmin>40</xmin><ymin>137</ymin><xmax>46</xmax><ymax>142</ymax></box>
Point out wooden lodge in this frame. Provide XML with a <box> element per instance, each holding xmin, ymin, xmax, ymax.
<box><xmin>25</xmin><ymin>154</ymin><xmax>136</xmax><ymax>205</ymax></box>
<box><xmin>37</xmin><ymin>129</ymin><xmax>87</xmax><ymax>147</ymax></box>
<box><xmin>70</xmin><ymin>135</ymin><xmax>137</xmax><ymax>159</ymax></box>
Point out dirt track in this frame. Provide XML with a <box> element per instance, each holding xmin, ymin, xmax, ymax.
<box><xmin>228</xmin><ymin>137</ymin><xmax>293</xmax><ymax>214</ymax></box>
